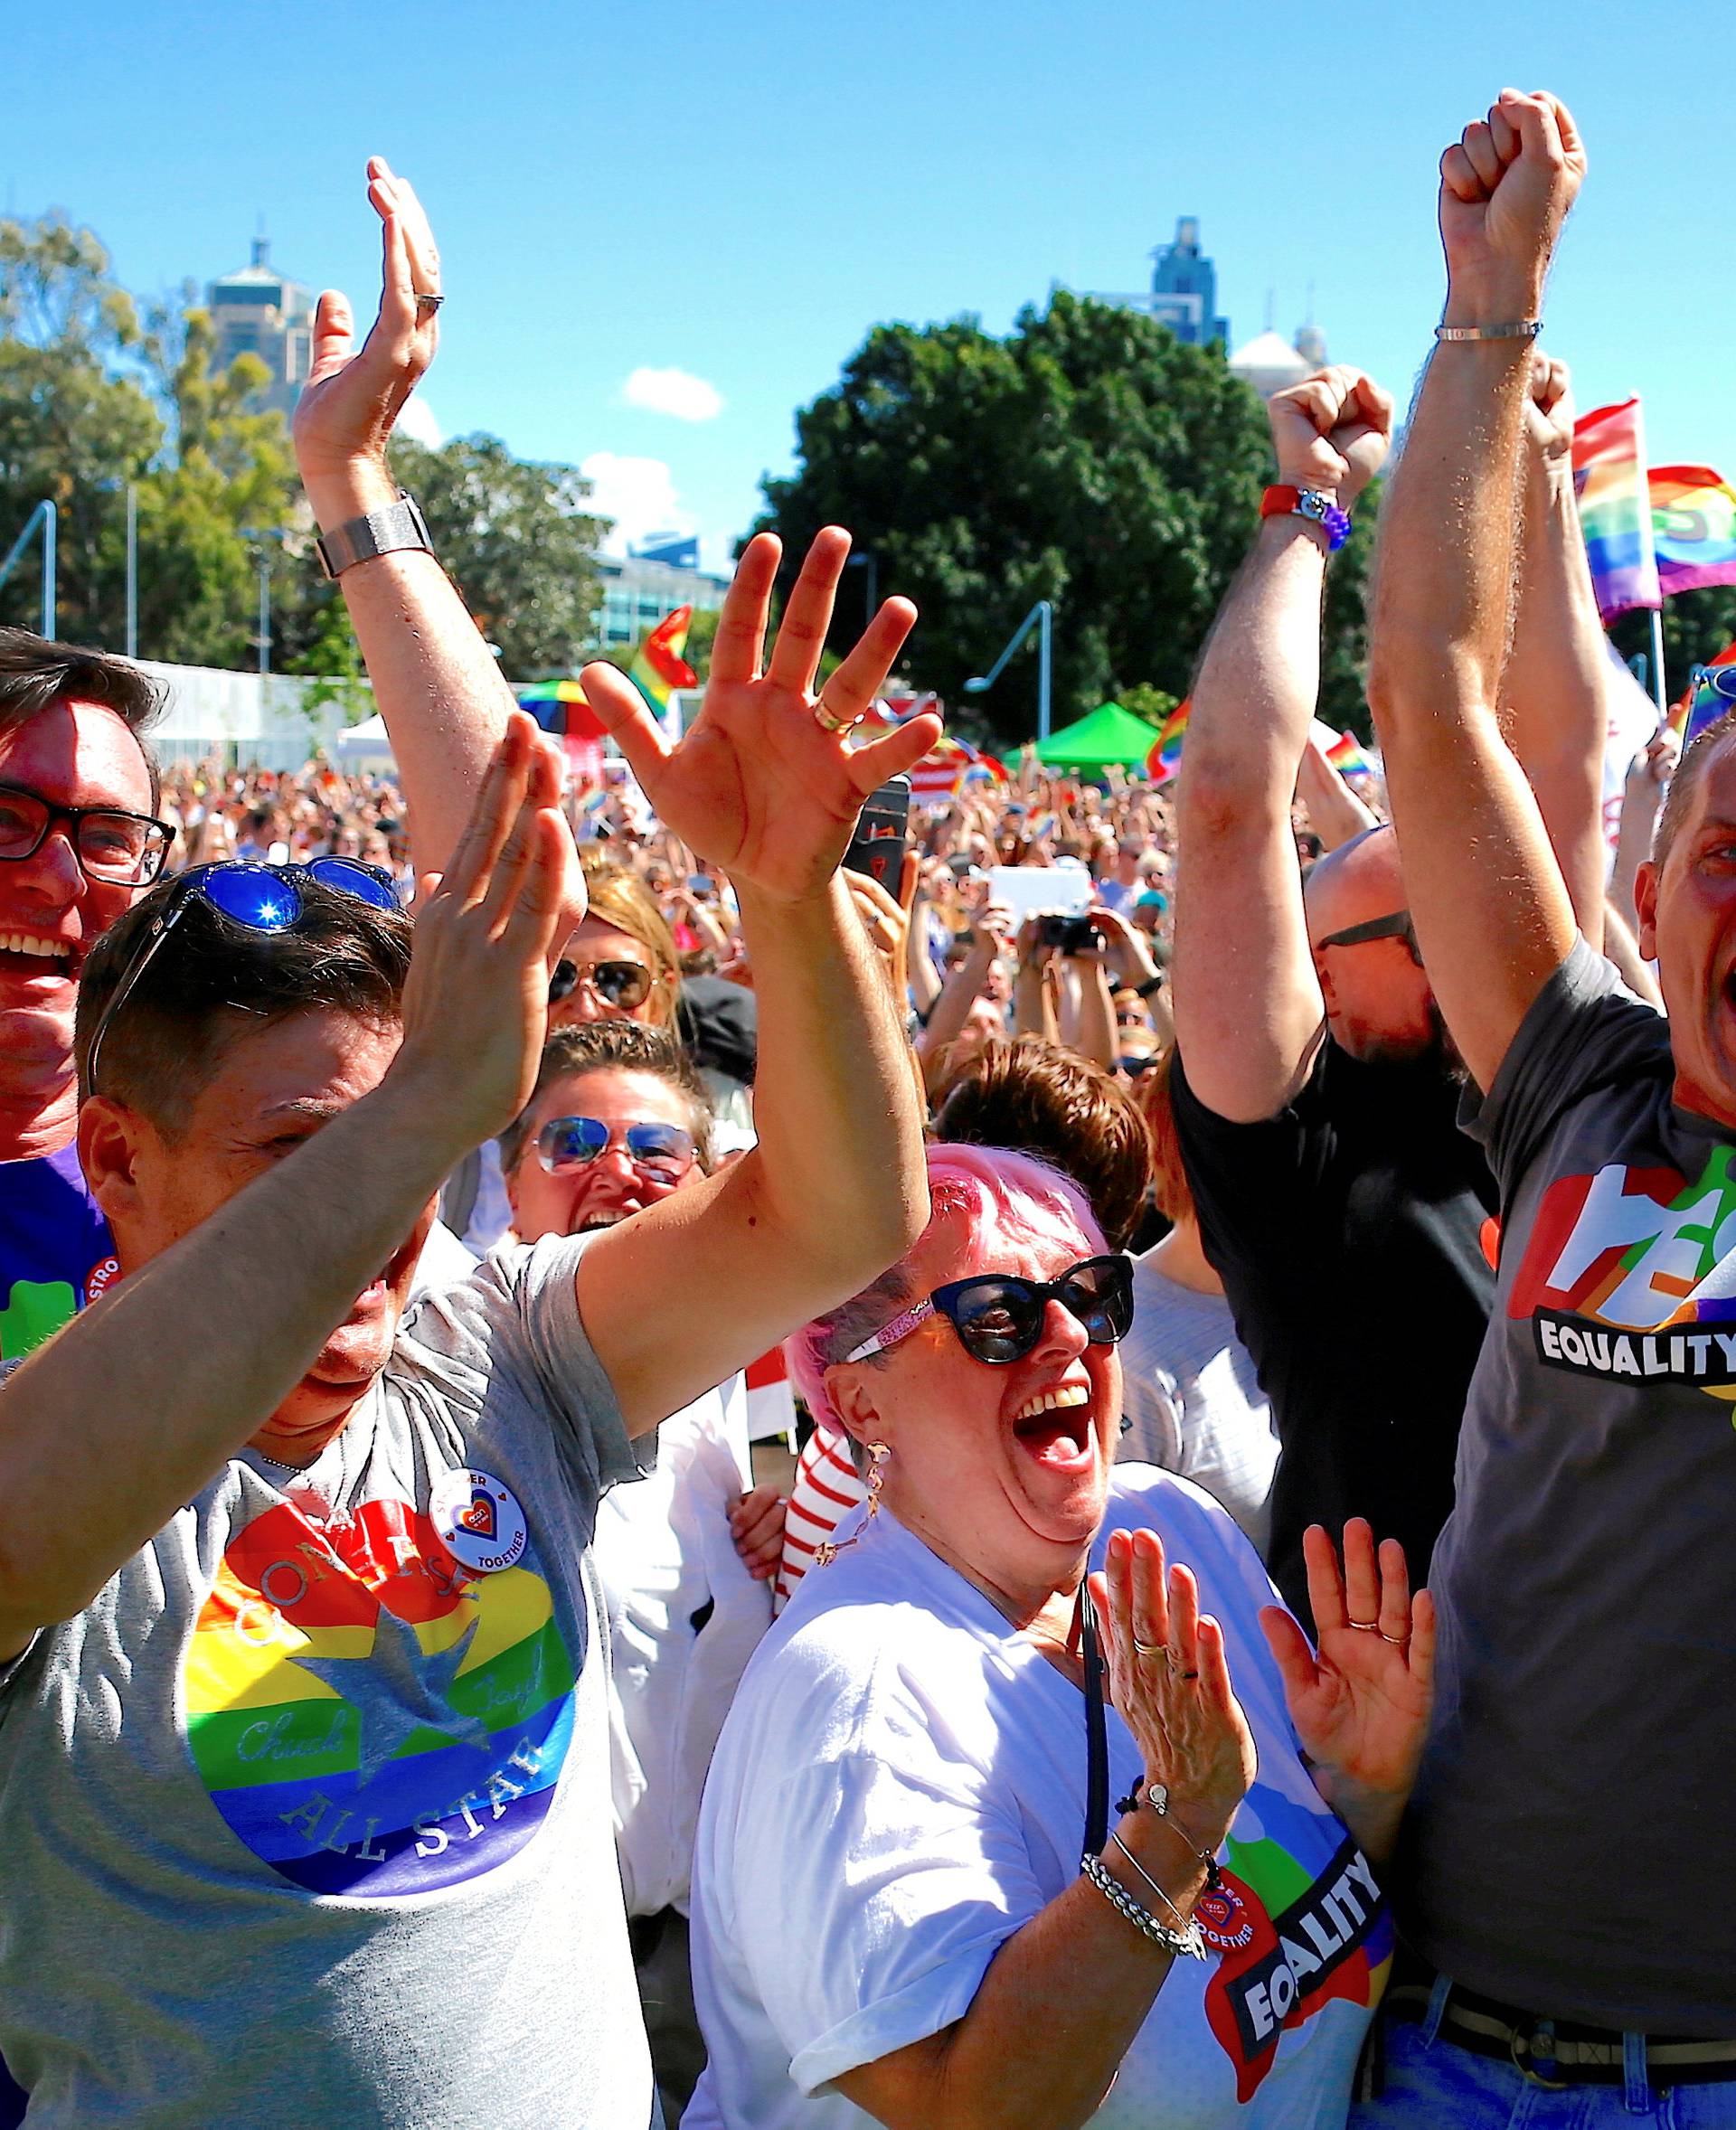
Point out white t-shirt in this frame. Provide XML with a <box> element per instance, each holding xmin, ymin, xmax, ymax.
<box><xmin>687</xmin><ymin>1467</ymin><xmax>1390</xmax><ymax>2130</ymax></box>
<box><xmin>592</xmin><ymin>1371</ymin><xmax>772</xmax><ymax>1917</ymax></box>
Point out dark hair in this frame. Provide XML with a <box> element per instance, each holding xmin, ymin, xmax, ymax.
<box><xmin>497</xmin><ymin>1019</ymin><xmax>715</xmax><ymax>1177</ymax></box>
<box><xmin>1654</xmin><ymin>707</ymin><xmax>1736</xmax><ymax>878</ymax></box>
<box><xmin>1128</xmin><ymin>1044</ymin><xmax>1190</xmax><ymax>1224</ymax></box>
<box><xmin>75</xmin><ymin>876</ymin><xmax>412</xmax><ymax>1131</ymax></box>
<box><xmin>930</xmin><ymin>1034</ymin><xmax>1153</xmax><ymax>1249</ymax></box>
<box><xmin>0</xmin><ymin>627</ymin><xmax>164</xmax><ymax>810</ymax></box>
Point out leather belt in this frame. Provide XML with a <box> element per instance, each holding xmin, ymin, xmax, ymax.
<box><xmin>1387</xmin><ymin>1980</ymin><xmax>1736</xmax><ymax>2088</ymax></box>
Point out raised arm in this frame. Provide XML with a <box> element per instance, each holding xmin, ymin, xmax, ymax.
<box><xmin>1497</xmin><ymin>353</ymin><xmax>1610</xmax><ymax>945</ymax></box>
<box><xmin>573</xmin><ymin>532</ymin><xmax>939</xmax><ymax>1432</ymax></box>
<box><xmin>1365</xmin><ymin>91</ymin><xmax>1586</xmax><ymax>1093</ymax></box>
<box><xmin>1173</xmin><ymin>367</ymin><xmax>1392</xmax><ymax>1122</ymax></box>
<box><xmin>0</xmin><ymin>725</ymin><xmax>573</xmax><ymax>1661</ymax></box>
<box><xmin>293</xmin><ymin>160</ymin><xmax>517</xmax><ymax>876</ymax></box>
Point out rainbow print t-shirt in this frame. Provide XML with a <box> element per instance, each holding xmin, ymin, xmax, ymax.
<box><xmin>0</xmin><ymin>1240</ymin><xmax>656</xmax><ymax>2127</ymax></box>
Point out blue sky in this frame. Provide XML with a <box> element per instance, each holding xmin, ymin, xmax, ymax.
<box><xmin>14</xmin><ymin>0</ymin><xmax>1732</xmax><ymax>578</ymax></box>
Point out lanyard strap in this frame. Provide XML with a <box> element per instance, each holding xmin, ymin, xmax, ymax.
<box><xmin>1080</xmin><ymin>1581</ymin><xmax>1109</xmax><ymax>1858</ymax></box>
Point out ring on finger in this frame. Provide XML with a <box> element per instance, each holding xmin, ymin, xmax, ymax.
<box><xmin>812</xmin><ymin>695</ymin><xmax>854</xmax><ymax>733</ymax></box>
<box><xmin>1380</xmin><ymin>1629</ymin><xmax>1410</xmax><ymax>1646</ymax></box>
<box><xmin>1349</xmin><ymin>1617</ymin><xmax>1381</xmax><ymax>1632</ymax></box>
<box><xmin>1132</xmin><ymin>1637</ymin><xmax>1166</xmax><ymax>1659</ymax></box>
<box><xmin>412</xmin><ymin>291</ymin><xmax>444</xmax><ymax>314</ymax></box>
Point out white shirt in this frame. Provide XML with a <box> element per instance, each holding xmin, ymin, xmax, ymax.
<box><xmin>592</xmin><ymin>1373</ymin><xmax>772</xmax><ymax>1917</ymax></box>
<box><xmin>687</xmin><ymin>1468</ymin><xmax>1388</xmax><ymax>2130</ymax></box>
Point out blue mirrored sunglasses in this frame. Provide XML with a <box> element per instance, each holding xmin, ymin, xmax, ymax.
<box><xmin>84</xmin><ymin>859</ymin><xmax>401</xmax><ymax>1096</ymax></box>
<box><xmin>534</xmin><ymin>1114</ymin><xmax>697</xmax><ymax>1178</ymax></box>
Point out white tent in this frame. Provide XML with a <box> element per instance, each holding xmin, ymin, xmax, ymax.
<box><xmin>332</xmin><ymin>713</ymin><xmax>396</xmax><ymax>775</ymax></box>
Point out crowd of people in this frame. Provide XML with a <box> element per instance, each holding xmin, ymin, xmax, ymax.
<box><xmin>0</xmin><ymin>92</ymin><xmax>1727</xmax><ymax>2130</ymax></box>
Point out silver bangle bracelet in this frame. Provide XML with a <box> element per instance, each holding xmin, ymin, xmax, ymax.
<box><xmin>1108</xmin><ymin>1829</ymin><xmax>1195</xmax><ymax>1936</ymax></box>
<box><xmin>1433</xmin><ymin>319</ymin><xmax>1543</xmax><ymax>343</ymax></box>
<box><xmin>1080</xmin><ymin>1852</ymin><xmax>1208</xmax><ymax>1960</ymax></box>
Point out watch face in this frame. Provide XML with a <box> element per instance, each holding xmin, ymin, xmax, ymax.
<box><xmin>1297</xmin><ymin>491</ymin><xmax>1329</xmax><ymax>523</ymax></box>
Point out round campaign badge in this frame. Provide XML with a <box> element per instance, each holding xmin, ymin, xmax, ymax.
<box><xmin>429</xmin><ymin>1467</ymin><xmax>529</xmax><ymax>1575</ymax></box>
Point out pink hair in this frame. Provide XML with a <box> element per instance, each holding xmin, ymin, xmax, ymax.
<box><xmin>784</xmin><ymin>1141</ymin><xmax>1105</xmax><ymax>1433</ymax></box>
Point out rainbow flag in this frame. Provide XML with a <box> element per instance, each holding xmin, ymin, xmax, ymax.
<box><xmin>629</xmin><ymin>606</ymin><xmax>697</xmax><ymax>730</ymax></box>
<box><xmin>1572</xmin><ymin>399</ymin><xmax>1663</xmax><ymax>621</ymax></box>
<box><xmin>1651</xmin><ymin>467</ymin><xmax>1736</xmax><ymax>598</ymax></box>
<box><xmin>1671</xmin><ymin>641</ymin><xmax>1736</xmax><ymax>749</ymax></box>
<box><xmin>1326</xmin><ymin>731</ymin><xmax>1374</xmax><ymax>780</ymax></box>
<box><xmin>1146</xmin><ymin>699</ymin><xmax>1190</xmax><ymax>783</ymax></box>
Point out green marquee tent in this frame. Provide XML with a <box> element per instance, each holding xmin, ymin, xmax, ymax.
<box><xmin>1033</xmin><ymin>702</ymin><xmax>1159</xmax><ymax>770</ymax></box>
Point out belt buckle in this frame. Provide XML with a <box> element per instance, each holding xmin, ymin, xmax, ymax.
<box><xmin>1511</xmin><ymin>2017</ymin><xmax>1570</xmax><ymax>2091</ymax></box>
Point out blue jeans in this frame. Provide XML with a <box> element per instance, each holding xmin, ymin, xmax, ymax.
<box><xmin>1352</xmin><ymin>2010</ymin><xmax>1736</xmax><ymax>2127</ymax></box>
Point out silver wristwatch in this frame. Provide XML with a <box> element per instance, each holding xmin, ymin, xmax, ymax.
<box><xmin>315</xmin><ymin>492</ymin><xmax>435</xmax><ymax>580</ymax></box>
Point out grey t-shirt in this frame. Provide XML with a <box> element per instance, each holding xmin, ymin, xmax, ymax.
<box><xmin>0</xmin><ymin>1239</ymin><xmax>656</xmax><ymax>2126</ymax></box>
<box><xmin>1405</xmin><ymin>939</ymin><xmax>1736</xmax><ymax>2031</ymax></box>
<box><xmin>1117</xmin><ymin>1256</ymin><xmax>1278</xmax><ymax>1550</ymax></box>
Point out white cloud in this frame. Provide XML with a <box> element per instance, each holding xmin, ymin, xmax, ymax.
<box><xmin>393</xmin><ymin>392</ymin><xmax>443</xmax><ymax>449</ymax></box>
<box><xmin>620</xmin><ymin>366</ymin><xmax>725</xmax><ymax>423</ymax></box>
<box><xmin>580</xmin><ymin>452</ymin><xmax>696</xmax><ymax>558</ymax></box>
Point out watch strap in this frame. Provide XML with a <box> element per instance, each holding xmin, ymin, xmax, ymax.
<box><xmin>1260</xmin><ymin>485</ymin><xmax>1352</xmax><ymax>554</ymax></box>
<box><xmin>316</xmin><ymin>493</ymin><xmax>435</xmax><ymax>580</ymax></box>
<box><xmin>1135</xmin><ymin>973</ymin><xmax>1165</xmax><ymax>999</ymax></box>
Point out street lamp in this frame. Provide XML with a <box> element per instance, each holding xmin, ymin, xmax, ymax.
<box><xmin>0</xmin><ymin>499</ymin><xmax>58</xmax><ymax>639</ymax></box>
<box><xmin>241</xmin><ymin>527</ymin><xmax>288</xmax><ymax>676</ymax></box>
<box><xmin>963</xmin><ymin>598</ymin><xmax>1052</xmax><ymax>743</ymax></box>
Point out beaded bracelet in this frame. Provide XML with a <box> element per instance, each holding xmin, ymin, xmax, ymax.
<box><xmin>1080</xmin><ymin>1852</ymin><xmax>1207</xmax><ymax>1960</ymax></box>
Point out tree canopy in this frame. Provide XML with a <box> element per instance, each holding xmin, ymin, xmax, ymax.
<box><xmin>754</xmin><ymin>291</ymin><xmax>1379</xmax><ymax>744</ymax></box>
<box><xmin>0</xmin><ymin>211</ymin><xmax>607</xmax><ymax>681</ymax></box>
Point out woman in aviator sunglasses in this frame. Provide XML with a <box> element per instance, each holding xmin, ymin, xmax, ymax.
<box><xmin>685</xmin><ymin>1143</ymin><xmax>1434</xmax><ymax>2130</ymax></box>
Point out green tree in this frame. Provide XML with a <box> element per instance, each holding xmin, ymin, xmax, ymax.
<box><xmin>0</xmin><ymin>212</ymin><xmax>161</xmax><ymax>640</ymax></box>
<box><xmin>389</xmin><ymin>434</ymin><xmax>605</xmax><ymax>677</ymax></box>
<box><xmin>754</xmin><ymin>292</ymin><xmax>1378</xmax><ymax>745</ymax></box>
<box><xmin>1611</xmin><ymin>584</ymin><xmax>1736</xmax><ymax>700</ymax></box>
<box><xmin>1116</xmin><ymin>682</ymin><xmax>1181</xmax><ymax>728</ymax></box>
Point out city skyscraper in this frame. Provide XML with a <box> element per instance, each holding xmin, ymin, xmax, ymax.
<box><xmin>206</xmin><ymin>237</ymin><xmax>315</xmax><ymax>418</ymax></box>
<box><xmin>1088</xmin><ymin>216</ymin><xmax>1231</xmax><ymax>348</ymax></box>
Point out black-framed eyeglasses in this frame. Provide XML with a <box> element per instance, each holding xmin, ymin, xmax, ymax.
<box><xmin>548</xmin><ymin>957</ymin><xmax>655</xmax><ymax>1011</ymax></box>
<box><xmin>84</xmin><ymin>858</ymin><xmax>400</xmax><ymax>1095</ymax></box>
<box><xmin>844</xmin><ymin>1253</ymin><xmax>1135</xmax><ymax>1366</ymax></box>
<box><xmin>0</xmin><ymin>782</ymin><xmax>175</xmax><ymax>887</ymax></box>
<box><xmin>534</xmin><ymin>1114</ymin><xmax>696</xmax><ymax>1179</ymax></box>
<box><xmin>1316</xmin><ymin>909</ymin><xmax>1423</xmax><ymax>967</ymax></box>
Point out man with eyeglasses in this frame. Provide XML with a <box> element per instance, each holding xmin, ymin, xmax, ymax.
<box><xmin>1168</xmin><ymin>353</ymin><xmax>1611</xmax><ymax>1619</ymax></box>
<box><xmin>0</xmin><ymin>631</ymin><xmax>176</xmax><ymax>1372</ymax></box>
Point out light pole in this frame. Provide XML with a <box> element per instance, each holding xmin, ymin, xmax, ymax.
<box><xmin>963</xmin><ymin>598</ymin><xmax>1052</xmax><ymax>743</ymax></box>
<box><xmin>844</xmin><ymin>549</ymin><xmax>879</xmax><ymax>628</ymax></box>
<box><xmin>0</xmin><ymin>499</ymin><xmax>57</xmax><ymax>638</ymax></box>
<box><xmin>241</xmin><ymin>528</ymin><xmax>287</xmax><ymax>676</ymax></box>
<box><xmin>125</xmin><ymin>484</ymin><xmax>138</xmax><ymax>658</ymax></box>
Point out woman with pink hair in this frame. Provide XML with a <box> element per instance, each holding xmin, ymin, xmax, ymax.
<box><xmin>684</xmin><ymin>1143</ymin><xmax>1434</xmax><ymax>2130</ymax></box>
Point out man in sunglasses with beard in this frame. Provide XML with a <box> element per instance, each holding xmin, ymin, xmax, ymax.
<box><xmin>0</xmin><ymin>504</ymin><xmax>939</xmax><ymax>2124</ymax></box>
<box><xmin>1167</xmin><ymin>354</ymin><xmax>1613</xmax><ymax>1621</ymax></box>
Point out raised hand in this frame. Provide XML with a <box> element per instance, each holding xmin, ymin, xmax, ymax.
<box><xmin>392</xmin><ymin>713</ymin><xmax>579</xmax><ymax>1153</ymax></box>
<box><xmin>580</xmin><ymin>531</ymin><xmax>941</xmax><ymax>906</ymax></box>
<box><xmin>1268</xmin><ymin>366</ymin><xmax>1394</xmax><ymax>508</ymax></box>
<box><xmin>1090</xmin><ymin>1528</ymin><xmax>1258</xmax><ymax>1852</ymax></box>
<box><xmin>1523</xmin><ymin>350</ymin><xmax>1576</xmax><ymax>467</ymax></box>
<box><xmin>293</xmin><ymin>157</ymin><xmax>441</xmax><ymax>506</ymax></box>
<box><xmin>1439</xmin><ymin>90</ymin><xmax>1586</xmax><ymax>318</ymax></box>
<box><xmin>1259</xmin><ymin>1521</ymin><xmax>1434</xmax><ymax>1811</ymax></box>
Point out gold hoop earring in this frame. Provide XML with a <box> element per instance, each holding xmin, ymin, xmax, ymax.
<box><xmin>815</xmin><ymin>1441</ymin><xmax>888</xmax><ymax>1567</ymax></box>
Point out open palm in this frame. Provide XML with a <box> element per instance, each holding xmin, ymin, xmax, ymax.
<box><xmin>1260</xmin><ymin>1521</ymin><xmax>1434</xmax><ymax>1800</ymax></box>
<box><xmin>580</xmin><ymin>531</ymin><xmax>941</xmax><ymax>904</ymax></box>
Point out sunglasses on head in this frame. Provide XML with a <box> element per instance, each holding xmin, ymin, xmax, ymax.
<box><xmin>844</xmin><ymin>1253</ymin><xmax>1135</xmax><ymax>1367</ymax></box>
<box><xmin>1316</xmin><ymin>909</ymin><xmax>1423</xmax><ymax>967</ymax></box>
<box><xmin>534</xmin><ymin>1114</ymin><xmax>696</xmax><ymax>1178</ymax></box>
<box><xmin>548</xmin><ymin>958</ymin><xmax>654</xmax><ymax>1011</ymax></box>
<box><xmin>84</xmin><ymin>858</ymin><xmax>400</xmax><ymax>1096</ymax></box>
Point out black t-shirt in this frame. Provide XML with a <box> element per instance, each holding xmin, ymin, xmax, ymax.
<box><xmin>1170</xmin><ymin>1038</ymin><xmax>1497</xmax><ymax>1616</ymax></box>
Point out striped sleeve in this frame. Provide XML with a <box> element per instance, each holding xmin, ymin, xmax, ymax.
<box><xmin>775</xmin><ymin>1427</ymin><xmax>868</xmax><ymax>1611</ymax></box>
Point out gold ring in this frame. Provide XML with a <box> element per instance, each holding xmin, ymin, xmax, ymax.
<box><xmin>813</xmin><ymin>697</ymin><xmax>851</xmax><ymax>733</ymax></box>
<box><xmin>1132</xmin><ymin>1637</ymin><xmax>1166</xmax><ymax>1659</ymax></box>
<box><xmin>1349</xmin><ymin>1618</ymin><xmax>1381</xmax><ymax>1632</ymax></box>
<box><xmin>1380</xmin><ymin>1630</ymin><xmax>1410</xmax><ymax>1646</ymax></box>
